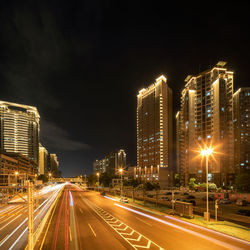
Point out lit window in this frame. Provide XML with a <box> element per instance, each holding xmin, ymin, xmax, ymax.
<box><xmin>207</xmin><ymin>114</ymin><xmax>211</xmax><ymax>117</ymax></box>
<box><xmin>241</xmin><ymin>163</ymin><xmax>245</xmax><ymax>166</ymax></box>
<box><xmin>206</xmin><ymin>91</ymin><xmax>211</xmax><ymax>96</ymax></box>
<box><xmin>221</xmin><ymin>107</ymin><xmax>224</xmax><ymax>112</ymax></box>
<box><xmin>207</xmin><ymin>135</ymin><xmax>211</xmax><ymax>139</ymax></box>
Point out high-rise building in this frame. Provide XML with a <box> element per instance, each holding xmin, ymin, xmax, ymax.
<box><xmin>49</xmin><ymin>153</ymin><xmax>59</xmax><ymax>176</ymax></box>
<box><xmin>0</xmin><ymin>101</ymin><xmax>40</xmax><ymax>164</ymax></box>
<box><xmin>177</xmin><ymin>62</ymin><xmax>234</xmax><ymax>187</ymax></box>
<box><xmin>39</xmin><ymin>144</ymin><xmax>49</xmax><ymax>175</ymax></box>
<box><xmin>135</xmin><ymin>75</ymin><xmax>173</xmax><ymax>188</ymax></box>
<box><xmin>93</xmin><ymin>149</ymin><xmax>126</xmax><ymax>175</ymax></box>
<box><xmin>233</xmin><ymin>87</ymin><xmax>250</xmax><ymax>173</ymax></box>
<box><xmin>176</xmin><ymin>111</ymin><xmax>182</xmax><ymax>179</ymax></box>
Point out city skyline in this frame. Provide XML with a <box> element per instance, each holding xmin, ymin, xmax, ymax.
<box><xmin>0</xmin><ymin>2</ymin><xmax>249</xmax><ymax>176</ymax></box>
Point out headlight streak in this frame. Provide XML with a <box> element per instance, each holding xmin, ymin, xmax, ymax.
<box><xmin>104</xmin><ymin>195</ymin><xmax>117</xmax><ymax>201</ymax></box>
<box><xmin>0</xmin><ymin>184</ymin><xmax>64</xmax><ymax>248</ymax></box>
<box><xmin>114</xmin><ymin>203</ymin><xmax>246</xmax><ymax>250</ymax></box>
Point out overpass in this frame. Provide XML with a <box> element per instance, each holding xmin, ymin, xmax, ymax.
<box><xmin>51</xmin><ymin>177</ymin><xmax>83</xmax><ymax>183</ymax></box>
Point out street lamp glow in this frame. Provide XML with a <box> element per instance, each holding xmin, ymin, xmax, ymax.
<box><xmin>201</xmin><ymin>147</ymin><xmax>213</xmax><ymax>157</ymax></box>
<box><xmin>49</xmin><ymin>173</ymin><xmax>52</xmax><ymax>177</ymax></box>
<box><xmin>119</xmin><ymin>168</ymin><xmax>123</xmax><ymax>173</ymax></box>
<box><xmin>96</xmin><ymin>173</ymin><xmax>100</xmax><ymax>177</ymax></box>
<box><xmin>15</xmin><ymin>171</ymin><xmax>19</xmax><ymax>176</ymax></box>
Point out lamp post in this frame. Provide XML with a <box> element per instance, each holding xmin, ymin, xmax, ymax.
<box><xmin>119</xmin><ymin>168</ymin><xmax>123</xmax><ymax>198</ymax></box>
<box><xmin>96</xmin><ymin>173</ymin><xmax>100</xmax><ymax>192</ymax></box>
<box><xmin>201</xmin><ymin>147</ymin><xmax>213</xmax><ymax>223</ymax></box>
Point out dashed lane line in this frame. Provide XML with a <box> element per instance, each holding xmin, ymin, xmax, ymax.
<box><xmin>82</xmin><ymin>197</ymin><xmax>164</xmax><ymax>250</ymax></box>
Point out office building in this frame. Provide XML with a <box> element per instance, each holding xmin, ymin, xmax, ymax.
<box><xmin>233</xmin><ymin>87</ymin><xmax>250</xmax><ymax>173</ymax></box>
<box><xmin>178</xmin><ymin>62</ymin><xmax>234</xmax><ymax>187</ymax></box>
<box><xmin>93</xmin><ymin>149</ymin><xmax>126</xmax><ymax>175</ymax></box>
<box><xmin>0</xmin><ymin>101</ymin><xmax>40</xmax><ymax>164</ymax></box>
<box><xmin>39</xmin><ymin>144</ymin><xmax>49</xmax><ymax>175</ymax></box>
<box><xmin>49</xmin><ymin>153</ymin><xmax>59</xmax><ymax>176</ymax></box>
<box><xmin>135</xmin><ymin>75</ymin><xmax>173</xmax><ymax>188</ymax></box>
<box><xmin>0</xmin><ymin>151</ymin><xmax>38</xmax><ymax>185</ymax></box>
<box><xmin>176</xmin><ymin>111</ymin><xmax>182</xmax><ymax>180</ymax></box>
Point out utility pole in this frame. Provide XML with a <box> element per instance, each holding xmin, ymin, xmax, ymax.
<box><xmin>215</xmin><ymin>199</ymin><xmax>218</xmax><ymax>222</ymax></box>
<box><xmin>28</xmin><ymin>181</ymin><xmax>34</xmax><ymax>250</ymax></box>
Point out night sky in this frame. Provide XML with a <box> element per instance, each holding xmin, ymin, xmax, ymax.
<box><xmin>0</xmin><ymin>1</ymin><xmax>249</xmax><ymax>177</ymax></box>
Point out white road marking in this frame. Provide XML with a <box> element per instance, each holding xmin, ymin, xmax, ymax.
<box><xmin>135</xmin><ymin>216</ymin><xmax>152</xmax><ymax>227</ymax></box>
<box><xmin>88</xmin><ymin>223</ymin><xmax>96</xmax><ymax>237</ymax></box>
<box><xmin>82</xmin><ymin>197</ymin><xmax>164</xmax><ymax>250</ymax></box>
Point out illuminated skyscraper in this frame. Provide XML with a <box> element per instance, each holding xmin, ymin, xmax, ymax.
<box><xmin>233</xmin><ymin>87</ymin><xmax>250</xmax><ymax>173</ymax></box>
<box><xmin>178</xmin><ymin>62</ymin><xmax>234</xmax><ymax>186</ymax></box>
<box><xmin>93</xmin><ymin>149</ymin><xmax>126</xmax><ymax>175</ymax></box>
<box><xmin>0</xmin><ymin>101</ymin><xmax>40</xmax><ymax>164</ymax></box>
<box><xmin>135</xmin><ymin>75</ymin><xmax>173</xmax><ymax>188</ymax></box>
<box><xmin>39</xmin><ymin>144</ymin><xmax>49</xmax><ymax>175</ymax></box>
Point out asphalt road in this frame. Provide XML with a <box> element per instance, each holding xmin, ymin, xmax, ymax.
<box><xmin>0</xmin><ymin>184</ymin><xmax>64</xmax><ymax>250</ymax></box>
<box><xmin>36</xmin><ymin>184</ymin><xmax>250</xmax><ymax>250</ymax></box>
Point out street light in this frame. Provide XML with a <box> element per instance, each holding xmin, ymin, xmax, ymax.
<box><xmin>201</xmin><ymin>146</ymin><xmax>213</xmax><ymax>223</ymax></box>
<box><xmin>49</xmin><ymin>173</ymin><xmax>52</xmax><ymax>182</ymax></box>
<box><xmin>96</xmin><ymin>173</ymin><xmax>100</xmax><ymax>192</ymax></box>
<box><xmin>119</xmin><ymin>168</ymin><xmax>123</xmax><ymax>198</ymax></box>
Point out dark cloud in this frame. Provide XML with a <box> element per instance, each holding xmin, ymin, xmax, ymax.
<box><xmin>40</xmin><ymin>120</ymin><xmax>91</xmax><ymax>151</ymax></box>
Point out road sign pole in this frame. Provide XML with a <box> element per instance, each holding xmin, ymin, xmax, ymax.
<box><xmin>28</xmin><ymin>181</ymin><xmax>34</xmax><ymax>250</ymax></box>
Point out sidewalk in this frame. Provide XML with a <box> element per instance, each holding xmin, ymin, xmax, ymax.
<box><xmin>105</xmin><ymin>193</ymin><xmax>250</xmax><ymax>242</ymax></box>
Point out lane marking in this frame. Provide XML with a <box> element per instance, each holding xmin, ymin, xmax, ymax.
<box><xmin>82</xmin><ymin>197</ymin><xmax>163</xmax><ymax>250</ymax></box>
<box><xmin>0</xmin><ymin>234</ymin><xmax>8</xmax><ymax>244</ymax></box>
<box><xmin>115</xmin><ymin>203</ymin><xmax>244</xmax><ymax>250</ymax></box>
<box><xmin>88</xmin><ymin>223</ymin><xmax>96</xmax><ymax>237</ymax></box>
<box><xmin>135</xmin><ymin>216</ymin><xmax>152</xmax><ymax>227</ymax></box>
<box><xmin>69</xmin><ymin>226</ymin><xmax>72</xmax><ymax>241</ymax></box>
<box><xmin>39</xmin><ymin>191</ymin><xmax>60</xmax><ymax>250</ymax></box>
<box><xmin>0</xmin><ymin>214</ymin><xmax>22</xmax><ymax>231</ymax></box>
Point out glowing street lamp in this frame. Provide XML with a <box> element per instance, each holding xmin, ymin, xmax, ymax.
<box><xmin>200</xmin><ymin>146</ymin><xmax>214</xmax><ymax>223</ymax></box>
<box><xmin>96</xmin><ymin>173</ymin><xmax>100</xmax><ymax>192</ymax></box>
<box><xmin>49</xmin><ymin>173</ymin><xmax>52</xmax><ymax>182</ymax></box>
<box><xmin>119</xmin><ymin>168</ymin><xmax>123</xmax><ymax>198</ymax></box>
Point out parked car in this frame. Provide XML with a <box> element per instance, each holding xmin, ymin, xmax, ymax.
<box><xmin>120</xmin><ymin>197</ymin><xmax>128</xmax><ymax>203</ymax></box>
<box><xmin>236</xmin><ymin>199</ymin><xmax>247</xmax><ymax>206</ymax></box>
<box><xmin>100</xmin><ymin>191</ymin><xmax>106</xmax><ymax>196</ymax></box>
<box><xmin>218</xmin><ymin>198</ymin><xmax>231</xmax><ymax>204</ymax></box>
<box><xmin>147</xmin><ymin>194</ymin><xmax>154</xmax><ymax>198</ymax></box>
<box><xmin>161</xmin><ymin>196</ymin><xmax>170</xmax><ymax>201</ymax></box>
<box><xmin>237</xmin><ymin>209</ymin><xmax>250</xmax><ymax>217</ymax></box>
<box><xmin>186</xmin><ymin>195</ymin><xmax>195</xmax><ymax>199</ymax></box>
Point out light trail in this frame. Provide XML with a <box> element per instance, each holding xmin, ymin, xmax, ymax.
<box><xmin>0</xmin><ymin>184</ymin><xmax>64</xmax><ymax>248</ymax></box>
<box><xmin>104</xmin><ymin>195</ymin><xmax>117</xmax><ymax>201</ymax></box>
<box><xmin>114</xmin><ymin>203</ymin><xmax>246</xmax><ymax>250</ymax></box>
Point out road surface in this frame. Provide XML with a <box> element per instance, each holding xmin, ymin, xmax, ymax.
<box><xmin>36</xmin><ymin>184</ymin><xmax>250</xmax><ymax>250</ymax></box>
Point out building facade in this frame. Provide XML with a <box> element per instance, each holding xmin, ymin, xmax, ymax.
<box><xmin>135</xmin><ymin>75</ymin><xmax>173</xmax><ymax>188</ymax></box>
<box><xmin>0</xmin><ymin>151</ymin><xmax>38</xmax><ymax>185</ymax></box>
<box><xmin>49</xmin><ymin>153</ymin><xmax>59</xmax><ymax>176</ymax></box>
<box><xmin>177</xmin><ymin>62</ymin><xmax>234</xmax><ymax>187</ymax></box>
<box><xmin>93</xmin><ymin>149</ymin><xmax>126</xmax><ymax>175</ymax></box>
<box><xmin>39</xmin><ymin>144</ymin><xmax>49</xmax><ymax>175</ymax></box>
<box><xmin>233</xmin><ymin>87</ymin><xmax>250</xmax><ymax>173</ymax></box>
<box><xmin>0</xmin><ymin>101</ymin><xmax>40</xmax><ymax>164</ymax></box>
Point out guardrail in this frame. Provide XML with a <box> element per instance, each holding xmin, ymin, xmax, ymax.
<box><xmin>32</xmin><ymin>185</ymin><xmax>64</xmax><ymax>247</ymax></box>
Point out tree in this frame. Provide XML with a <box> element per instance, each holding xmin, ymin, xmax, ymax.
<box><xmin>174</xmin><ymin>174</ymin><xmax>180</xmax><ymax>187</ymax></box>
<box><xmin>99</xmin><ymin>172</ymin><xmax>112</xmax><ymax>187</ymax></box>
<box><xmin>87</xmin><ymin>174</ymin><xmax>97</xmax><ymax>187</ymax></box>
<box><xmin>189</xmin><ymin>178</ymin><xmax>197</xmax><ymax>189</ymax></box>
<box><xmin>235</xmin><ymin>172</ymin><xmax>250</xmax><ymax>192</ymax></box>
